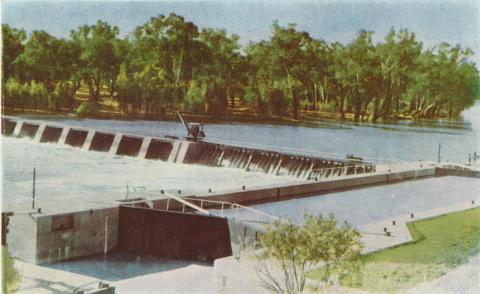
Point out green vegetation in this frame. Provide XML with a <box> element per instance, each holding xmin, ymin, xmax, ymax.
<box><xmin>255</xmin><ymin>213</ymin><xmax>362</xmax><ymax>293</ymax></box>
<box><xmin>2</xmin><ymin>246</ymin><xmax>19</xmax><ymax>293</ymax></box>
<box><xmin>2</xmin><ymin>14</ymin><xmax>479</xmax><ymax>122</ymax></box>
<box><xmin>309</xmin><ymin>208</ymin><xmax>480</xmax><ymax>293</ymax></box>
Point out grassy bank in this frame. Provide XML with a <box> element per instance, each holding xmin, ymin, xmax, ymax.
<box><xmin>309</xmin><ymin>208</ymin><xmax>480</xmax><ymax>293</ymax></box>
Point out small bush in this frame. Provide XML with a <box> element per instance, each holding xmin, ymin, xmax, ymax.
<box><xmin>2</xmin><ymin>246</ymin><xmax>19</xmax><ymax>293</ymax></box>
<box><xmin>76</xmin><ymin>101</ymin><xmax>97</xmax><ymax>117</ymax></box>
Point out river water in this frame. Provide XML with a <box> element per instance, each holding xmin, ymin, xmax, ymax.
<box><xmin>13</xmin><ymin>101</ymin><xmax>480</xmax><ymax>163</ymax></box>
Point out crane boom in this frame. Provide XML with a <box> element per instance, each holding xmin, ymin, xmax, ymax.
<box><xmin>177</xmin><ymin>112</ymin><xmax>190</xmax><ymax>133</ymax></box>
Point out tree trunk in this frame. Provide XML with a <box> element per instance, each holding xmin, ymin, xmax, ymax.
<box><xmin>382</xmin><ymin>77</ymin><xmax>393</xmax><ymax>120</ymax></box>
<box><xmin>109</xmin><ymin>79</ymin><xmax>116</xmax><ymax>97</ymax></box>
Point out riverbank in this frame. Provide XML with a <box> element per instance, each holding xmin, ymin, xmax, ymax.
<box><xmin>4</xmin><ymin>107</ymin><xmax>471</xmax><ymax>132</ymax></box>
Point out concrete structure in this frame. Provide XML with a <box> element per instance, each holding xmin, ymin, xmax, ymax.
<box><xmin>3</xmin><ymin>116</ymin><xmax>479</xmax><ymax>266</ymax></box>
<box><xmin>1</xmin><ymin>117</ymin><xmax>374</xmax><ymax>179</ymax></box>
<box><xmin>8</xmin><ymin>207</ymin><xmax>119</xmax><ymax>264</ymax></box>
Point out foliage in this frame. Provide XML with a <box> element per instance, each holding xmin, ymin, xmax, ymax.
<box><xmin>75</xmin><ymin>101</ymin><xmax>97</xmax><ymax>117</ymax></box>
<box><xmin>2</xmin><ymin>17</ymin><xmax>479</xmax><ymax>119</ymax></box>
<box><xmin>2</xmin><ymin>246</ymin><xmax>19</xmax><ymax>293</ymax></box>
<box><xmin>309</xmin><ymin>208</ymin><xmax>480</xmax><ymax>293</ymax></box>
<box><xmin>255</xmin><ymin>213</ymin><xmax>362</xmax><ymax>293</ymax></box>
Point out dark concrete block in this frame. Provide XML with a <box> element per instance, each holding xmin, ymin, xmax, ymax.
<box><xmin>90</xmin><ymin>132</ymin><xmax>115</xmax><ymax>152</ymax></box>
<box><xmin>118</xmin><ymin>206</ymin><xmax>232</xmax><ymax>262</ymax></box>
<box><xmin>116</xmin><ymin>135</ymin><xmax>143</xmax><ymax>157</ymax></box>
<box><xmin>19</xmin><ymin>123</ymin><xmax>39</xmax><ymax>139</ymax></box>
<box><xmin>145</xmin><ymin>139</ymin><xmax>173</xmax><ymax>161</ymax></box>
<box><xmin>65</xmin><ymin>129</ymin><xmax>88</xmax><ymax>148</ymax></box>
<box><xmin>2</xmin><ymin>119</ymin><xmax>16</xmax><ymax>135</ymax></box>
<box><xmin>40</xmin><ymin>126</ymin><xmax>63</xmax><ymax>143</ymax></box>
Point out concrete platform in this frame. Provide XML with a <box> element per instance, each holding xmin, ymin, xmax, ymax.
<box><xmin>14</xmin><ymin>260</ymin><xmax>100</xmax><ymax>294</ymax></box>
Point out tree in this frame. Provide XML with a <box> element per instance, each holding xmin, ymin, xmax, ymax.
<box><xmin>199</xmin><ymin>28</ymin><xmax>245</xmax><ymax>111</ymax></box>
<box><xmin>16</xmin><ymin>31</ymin><xmax>59</xmax><ymax>88</ymax></box>
<box><xmin>2</xmin><ymin>24</ymin><xmax>26</xmax><ymax>83</ymax></box>
<box><xmin>71</xmin><ymin>21</ymin><xmax>120</xmax><ymax>101</ymax></box>
<box><xmin>255</xmin><ymin>213</ymin><xmax>362</xmax><ymax>293</ymax></box>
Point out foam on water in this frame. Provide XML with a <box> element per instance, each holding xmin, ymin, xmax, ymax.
<box><xmin>1</xmin><ymin>137</ymin><xmax>297</xmax><ymax>208</ymax></box>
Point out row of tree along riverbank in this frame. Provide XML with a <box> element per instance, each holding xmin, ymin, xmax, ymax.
<box><xmin>2</xmin><ymin>13</ymin><xmax>479</xmax><ymax>122</ymax></box>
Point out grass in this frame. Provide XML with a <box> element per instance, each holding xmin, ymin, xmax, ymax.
<box><xmin>309</xmin><ymin>208</ymin><xmax>480</xmax><ymax>293</ymax></box>
<box><xmin>2</xmin><ymin>246</ymin><xmax>19</xmax><ymax>293</ymax></box>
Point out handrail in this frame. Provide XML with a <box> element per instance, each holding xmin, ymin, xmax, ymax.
<box><xmin>184</xmin><ymin>197</ymin><xmax>282</xmax><ymax>222</ymax></box>
<box><xmin>163</xmin><ymin>192</ymin><xmax>211</xmax><ymax>215</ymax></box>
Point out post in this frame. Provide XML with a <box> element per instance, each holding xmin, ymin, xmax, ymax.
<box><xmin>32</xmin><ymin>167</ymin><xmax>36</xmax><ymax>210</ymax></box>
<box><xmin>437</xmin><ymin>143</ymin><xmax>441</xmax><ymax>163</ymax></box>
<box><xmin>104</xmin><ymin>216</ymin><xmax>109</xmax><ymax>255</ymax></box>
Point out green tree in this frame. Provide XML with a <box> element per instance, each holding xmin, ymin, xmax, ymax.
<box><xmin>1</xmin><ymin>24</ymin><xmax>26</xmax><ymax>83</ymax></box>
<box><xmin>256</xmin><ymin>213</ymin><xmax>362</xmax><ymax>293</ymax></box>
<box><xmin>17</xmin><ymin>31</ymin><xmax>60</xmax><ymax>88</ymax></box>
<box><xmin>199</xmin><ymin>28</ymin><xmax>245</xmax><ymax>111</ymax></box>
<box><xmin>71</xmin><ymin>21</ymin><xmax>120</xmax><ymax>101</ymax></box>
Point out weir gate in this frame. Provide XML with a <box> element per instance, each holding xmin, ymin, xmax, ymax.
<box><xmin>2</xmin><ymin>117</ymin><xmax>375</xmax><ymax>179</ymax></box>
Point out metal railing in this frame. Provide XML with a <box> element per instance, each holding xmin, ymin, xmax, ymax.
<box><xmin>184</xmin><ymin>197</ymin><xmax>283</xmax><ymax>223</ymax></box>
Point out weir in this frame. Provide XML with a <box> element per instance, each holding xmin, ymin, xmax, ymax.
<box><xmin>1</xmin><ymin>117</ymin><xmax>375</xmax><ymax>179</ymax></box>
<box><xmin>40</xmin><ymin>126</ymin><xmax>63</xmax><ymax>143</ymax></box>
<box><xmin>109</xmin><ymin>133</ymin><xmax>123</xmax><ymax>155</ymax></box>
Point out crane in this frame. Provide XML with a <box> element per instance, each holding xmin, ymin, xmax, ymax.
<box><xmin>177</xmin><ymin>112</ymin><xmax>205</xmax><ymax>142</ymax></box>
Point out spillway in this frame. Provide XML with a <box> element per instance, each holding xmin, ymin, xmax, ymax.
<box><xmin>1</xmin><ymin>117</ymin><xmax>375</xmax><ymax>179</ymax></box>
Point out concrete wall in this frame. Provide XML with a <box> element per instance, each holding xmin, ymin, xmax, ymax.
<box><xmin>34</xmin><ymin>207</ymin><xmax>119</xmax><ymax>264</ymax></box>
<box><xmin>65</xmin><ymin>129</ymin><xmax>88</xmax><ymax>147</ymax></box>
<box><xmin>89</xmin><ymin>132</ymin><xmax>115</xmax><ymax>152</ymax></box>
<box><xmin>19</xmin><ymin>122</ymin><xmax>39</xmax><ymax>139</ymax></box>
<box><xmin>435</xmin><ymin>167</ymin><xmax>480</xmax><ymax>178</ymax></box>
<box><xmin>7</xmin><ymin>213</ymin><xmax>38</xmax><ymax>263</ymax></box>
<box><xmin>145</xmin><ymin>139</ymin><xmax>173</xmax><ymax>161</ymax></box>
<box><xmin>118</xmin><ymin>206</ymin><xmax>232</xmax><ymax>262</ymax></box>
<box><xmin>116</xmin><ymin>135</ymin><xmax>143</xmax><ymax>156</ymax></box>
<box><xmin>183</xmin><ymin>168</ymin><xmax>437</xmax><ymax>208</ymax></box>
<box><xmin>40</xmin><ymin>126</ymin><xmax>63</xmax><ymax>143</ymax></box>
<box><xmin>2</xmin><ymin>119</ymin><xmax>16</xmax><ymax>135</ymax></box>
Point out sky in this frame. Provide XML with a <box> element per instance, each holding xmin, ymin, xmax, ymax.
<box><xmin>1</xmin><ymin>0</ymin><xmax>479</xmax><ymax>63</ymax></box>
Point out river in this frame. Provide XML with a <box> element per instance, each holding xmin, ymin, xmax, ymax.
<box><xmin>12</xmin><ymin>101</ymin><xmax>480</xmax><ymax>163</ymax></box>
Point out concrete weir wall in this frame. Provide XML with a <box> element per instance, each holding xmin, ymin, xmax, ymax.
<box><xmin>2</xmin><ymin>117</ymin><xmax>374</xmax><ymax>178</ymax></box>
<box><xmin>116</xmin><ymin>135</ymin><xmax>143</xmax><ymax>156</ymax></box>
<box><xmin>89</xmin><ymin>132</ymin><xmax>115</xmax><ymax>152</ymax></box>
<box><xmin>40</xmin><ymin>126</ymin><xmax>63</xmax><ymax>143</ymax></box>
<box><xmin>19</xmin><ymin>122</ymin><xmax>39</xmax><ymax>139</ymax></box>
<box><xmin>65</xmin><ymin>128</ymin><xmax>89</xmax><ymax>147</ymax></box>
